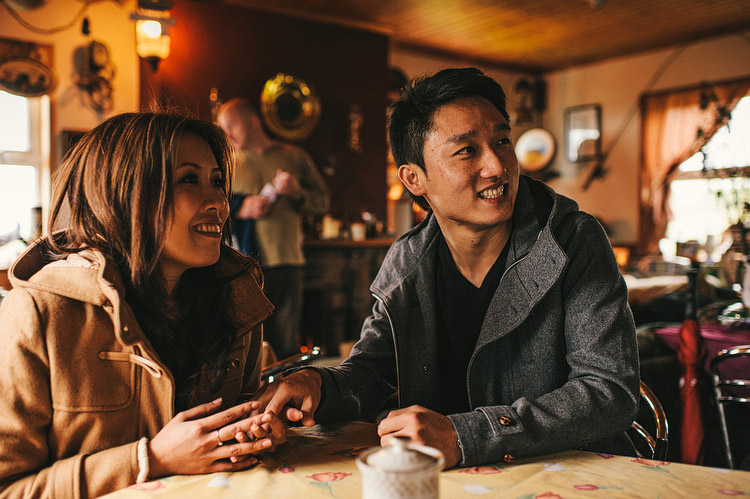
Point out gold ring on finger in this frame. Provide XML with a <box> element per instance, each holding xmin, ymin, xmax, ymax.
<box><xmin>216</xmin><ymin>430</ymin><xmax>223</xmax><ymax>447</ymax></box>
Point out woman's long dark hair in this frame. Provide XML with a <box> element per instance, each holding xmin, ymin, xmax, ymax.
<box><xmin>48</xmin><ymin>111</ymin><xmax>261</xmax><ymax>401</ymax></box>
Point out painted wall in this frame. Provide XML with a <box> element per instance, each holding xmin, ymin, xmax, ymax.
<box><xmin>544</xmin><ymin>32</ymin><xmax>750</xmax><ymax>246</ymax></box>
<box><xmin>0</xmin><ymin>0</ymin><xmax>140</xmax><ymax>161</ymax></box>
<box><xmin>390</xmin><ymin>47</ymin><xmax>531</xmax><ymax>96</ymax></box>
<box><xmin>389</xmin><ymin>47</ymin><xmax>536</xmax><ymax>137</ymax></box>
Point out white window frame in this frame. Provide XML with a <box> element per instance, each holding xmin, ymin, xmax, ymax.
<box><xmin>664</xmin><ymin>94</ymin><xmax>750</xmax><ymax>262</ymax></box>
<box><xmin>0</xmin><ymin>92</ymin><xmax>51</xmax><ymax>240</ymax></box>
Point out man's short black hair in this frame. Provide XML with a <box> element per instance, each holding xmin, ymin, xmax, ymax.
<box><xmin>387</xmin><ymin>67</ymin><xmax>510</xmax><ymax>211</ymax></box>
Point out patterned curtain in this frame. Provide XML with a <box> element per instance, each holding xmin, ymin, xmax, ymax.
<box><xmin>639</xmin><ymin>78</ymin><xmax>750</xmax><ymax>255</ymax></box>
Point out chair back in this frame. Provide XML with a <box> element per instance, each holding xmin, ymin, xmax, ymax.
<box><xmin>628</xmin><ymin>381</ymin><xmax>669</xmax><ymax>460</ymax></box>
<box><xmin>710</xmin><ymin>344</ymin><xmax>750</xmax><ymax>469</ymax></box>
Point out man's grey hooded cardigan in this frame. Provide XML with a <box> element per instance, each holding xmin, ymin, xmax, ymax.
<box><xmin>313</xmin><ymin>175</ymin><xmax>640</xmax><ymax>466</ymax></box>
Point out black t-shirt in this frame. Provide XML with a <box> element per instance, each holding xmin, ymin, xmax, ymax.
<box><xmin>435</xmin><ymin>235</ymin><xmax>509</xmax><ymax>415</ymax></box>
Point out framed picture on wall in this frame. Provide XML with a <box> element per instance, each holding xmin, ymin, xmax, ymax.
<box><xmin>564</xmin><ymin>104</ymin><xmax>601</xmax><ymax>163</ymax></box>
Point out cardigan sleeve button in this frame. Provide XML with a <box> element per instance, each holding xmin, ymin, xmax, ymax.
<box><xmin>229</xmin><ymin>359</ymin><xmax>240</xmax><ymax>369</ymax></box>
<box><xmin>503</xmin><ymin>453</ymin><xmax>514</xmax><ymax>463</ymax></box>
<box><xmin>498</xmin><ymin>416</ymin><xmax>512</xmax><ymax>426</ymax></box>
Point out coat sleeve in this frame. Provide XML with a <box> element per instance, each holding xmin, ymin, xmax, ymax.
<box><xmin>0</xmin><ymin>288</ymin><xmax>141</xmax><ymax>499</ymax></box>
<box><xmin>448</xmin><ymin>215</ymin><xmax>640</xmax><ymax>466</ymax></box>
<box><xmin>312</xmin><ymin>297</ymin><xmax>398</xmax><ymax>422</ymax></box>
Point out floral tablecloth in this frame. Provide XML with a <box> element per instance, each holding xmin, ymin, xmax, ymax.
<box><xmin>105</xmin><ymin>421</ymin><xmax>750</xmax><ymax>498</ymax></box>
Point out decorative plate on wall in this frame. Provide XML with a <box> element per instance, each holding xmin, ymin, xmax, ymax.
<box><xmin>0</xmin><ymin>58</ymin><xmax>55</xmax><ymax>97</ymax></box>
<box><xmin>514</xmin><ymin>127</ymin><xmax>556</xmax><ymax>172</ymax></box>
<box><xmin>260</xmin><ymin>73</ymin><xmax>321</xmax><ymax>141</ymax></box>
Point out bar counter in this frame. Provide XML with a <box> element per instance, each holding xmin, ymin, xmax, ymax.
<box><xmin>301</xmin><ymin>238</ymin><xmax>394</xmax><ymax>354</ymax></box>
<box><xmin>304</xmin><ymin>236</ymin><xmax>397</xmax><ymax>249</ymax></box>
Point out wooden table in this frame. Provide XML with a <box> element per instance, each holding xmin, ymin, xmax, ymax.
<box><xmin>623</xmin><ymin>273</ymin><xmax>688</xmax><ymax>306</ymax></box>
<box><xmin>104</xmin><ymin>421</ymin><xmax>750</xmax><ymax>498</ymax></box>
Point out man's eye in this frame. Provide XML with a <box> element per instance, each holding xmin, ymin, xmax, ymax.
<box><xmin>455</xmin><ymin>146</ymin><xmax>475</xmax><ymax>156</ymax></box>
<box><xmin>496</xmin><ymin>138</ymin><xmax>511</xmax><ymax>147</ymax></box>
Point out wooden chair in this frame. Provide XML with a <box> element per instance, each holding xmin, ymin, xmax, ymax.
<box><xmin>710</xmin><ymin>344</ymin><xmax>750</xmax><ymax>469</ymax></box>
<box><xmin>628</xmin><ymin>381</ymin><xmax>669</xmax><ymax>460</ymax></box>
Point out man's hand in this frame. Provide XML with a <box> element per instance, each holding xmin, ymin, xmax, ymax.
<box><xmin>377</xmin><ymin>405</ymin><xmax>462</xmax><ymax>468</ymax></box>
<box><xmin>252</xmin><ymin>370</ymin><xmax>323</xmax><ymax>426</ymax></box>
<box><xmin>237</xmin><ymin>195</ymin><xmax>271</xmax><ymax>219</ymax></box>
<box><xmin>272</xmin><ymin>169</ymin><xmax>302</xmax><ymax>199</ymax></box>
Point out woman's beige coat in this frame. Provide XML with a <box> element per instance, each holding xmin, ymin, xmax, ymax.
<box><xmin>0</xmin><ymin>239</ymin><xmax>273</xmax><ymax>498</ymax></box>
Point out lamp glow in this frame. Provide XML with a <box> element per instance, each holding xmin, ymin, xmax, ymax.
<box><xmin>130</xmin><ymin>2</ymin><xmax>175</xmax><ymax>73</ymax></box>
<box><xmin>136</xmin><ymin>20</ymin><xmax>170</xmax><ymax>63</ymax></box>
<box><xmin>138</xmin><ymin>19</ymin><xmax>162</xmax><ymax>39</ymax></box>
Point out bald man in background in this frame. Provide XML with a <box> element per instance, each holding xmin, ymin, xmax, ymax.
<box><xmin>218</xmin><ymin>98</ymin><xmax>330</xmax><ymax>358</ymax></box>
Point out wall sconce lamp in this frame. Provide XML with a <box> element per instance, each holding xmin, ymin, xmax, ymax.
<box><xmin>512</xmin><ymin>77</ymin><xmax>547</xmax><ymax>125</ymax></box>
<box><xmin>130</xmin><ymin>0</ymin><xmax>175</xmax><ymax>72</ymax></box>
<box><xmin>514</xmin><ymin>79</ymin><xmax>534</xmax><ymax>124</ymax></box>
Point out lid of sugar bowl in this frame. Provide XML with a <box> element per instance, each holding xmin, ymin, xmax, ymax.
<box><xmin>363</xmin><ymin>437</ymin><xmax>443</xmax><ymax>473</ymax></box>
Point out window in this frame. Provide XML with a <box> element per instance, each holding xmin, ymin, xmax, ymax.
<box><xmin>665</xmin><ymin>95</ymin><xmax>750</xmax><ymax>255</ymax></box>
<box><xmin>0</xmin><ymin>90</ymin><xmax>50</xmax><ymax>247</ymax></box>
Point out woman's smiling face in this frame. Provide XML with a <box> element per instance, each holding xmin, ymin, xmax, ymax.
<box><xmin>159</xmin><ymin>133</ymin><xmax>229</xmax><ymax>292</ymax></box>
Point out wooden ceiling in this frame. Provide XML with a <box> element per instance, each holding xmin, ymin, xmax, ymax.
<box><xmin>225</xmin><ymin>0</ymin><xmax>750</xmax><ymax>72</ymax></box>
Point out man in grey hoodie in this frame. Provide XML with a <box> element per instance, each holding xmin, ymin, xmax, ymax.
<box><xmin>255</xmin><ymin>67</ymin><xmax>640</xmax><ymax>468</ymax></box>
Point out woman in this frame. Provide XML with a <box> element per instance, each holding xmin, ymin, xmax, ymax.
<box><xmin>0</xmin><ymin>112</ymin><xmax>285</xmax><ymax>498</ymax></box>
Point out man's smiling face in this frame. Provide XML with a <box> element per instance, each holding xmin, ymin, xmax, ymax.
<box><xmin>407</xmin><ymin>96</ymin><xmax>520</xmax><ymax>234</ymax></box>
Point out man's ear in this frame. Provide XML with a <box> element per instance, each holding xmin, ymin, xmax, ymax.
<box><xmin>398</xmin><ymin>163</ymin><xmax>426</xmax><ymax>197</ymax></box>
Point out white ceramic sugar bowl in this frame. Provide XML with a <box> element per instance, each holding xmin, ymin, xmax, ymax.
<box><xmin>356</xmin><ymin>437</ymin><xmax>445</xmax><ymax>499</ymax></box>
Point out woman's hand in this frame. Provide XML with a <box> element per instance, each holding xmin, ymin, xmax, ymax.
<box><xmin>147</xmin><ymin>398</ymin><xmax>282</xmax><ymax>478</ymax></box>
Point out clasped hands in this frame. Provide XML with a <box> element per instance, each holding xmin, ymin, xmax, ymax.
<box><xmin>251</xmin><ymin>370</ymin><xmax>463</xmax><ymax>468</ymax></box>
<box><xmin>148</xmin><ymin>398</ymin><xmax>286</xmax><ymax>479</ymax></box>
<box><xmin>147</xmin><ymin>368</ymin><xmax>464</xmax><ymax>481</ymax></box>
